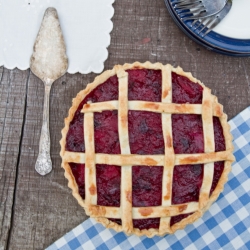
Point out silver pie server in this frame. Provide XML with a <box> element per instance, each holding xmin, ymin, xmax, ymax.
<box><xmin>30</xmin><ymin>7</ymin><xmax>68</xmax><ymax>175</ymax></box>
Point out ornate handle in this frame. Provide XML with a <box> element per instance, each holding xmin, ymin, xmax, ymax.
<box><xmin>35</xmin><ymin>80</ymin><xmax>53</xmax><ymax>175</ymax></box>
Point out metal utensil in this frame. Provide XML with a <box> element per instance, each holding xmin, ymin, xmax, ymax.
<box><xmin>30</xmin><ymin>7</ymin><xmax>68</xmax><ymax>175</ymax></box>
<box><xmin>173</xmin><ymin>0</ymin><xmax>227</xmax><ymax>20</ymax></box>
<box><xmin>191</xmin><ymin>0</ymin><xmax>232</xmax><ymax>37</ymax></box>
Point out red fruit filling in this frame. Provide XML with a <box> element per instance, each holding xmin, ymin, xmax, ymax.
<box><xmin>172</xmin><ymin>164</ymin><xmax>204</xmax><ymax>204</ymax></box>
<box><xmin>170</xmin><ymin>213</ymin><xmax>193</xmax><ymax>227</ymax></box>
<box><xmin>133</xmin><ymin>218</ymin><xmax>160</xmax><ymax>230</ymax></box>
<box><xmin>172</xmin><ymin>114</ymin><xmax>204</xmax><ymax>154</ymax></box>
<box><xmin>172</xmin><ymin>72</ymin><xmax>203</xmax><ymax>104</ymax></box>
<box><xmin>132</xmin><ymin>166</ymin><xmax>163</xmax><ymax>207</ymax></box>
<box><xmin>128</xmin><ymin>111</ymin><xmax>164</xmax><ymax>155</ymax></box>
<box><xmin>210</xmin><ymin>117</ymin><xmax>226</xmax><ymax>195</ymax></box>
<box><xmin>96</xmin><ymin>164</ymin><xmax>121</xmax><ymax>207</ymax></box>
<box><xmin>107</xmin><ymin>218</ymin><xmax>161</xmax><ymax>230</ymax></box>
<box><xmin>66</xmin><ymin>69</ymin><xmax>226</xmax><ymax>229</ymax></box>
<box><xmin>210</xmin><ymin>161</ymin><xmax>224</xmax><ymax>195</ymax></box>
<box><xmin>127</xmin><ymin>69</ymin><xmax>162</xmax><ymax>102</ymax></box>
<box><xmin>94</xmin><ymin>111</ymin><xmax>121</xmax><ymax>154</ymax></box>
<box><xmin>66</xmin><ymin>75</ymin><xmax>119</xmax><ymax>152</ymax></box>
<box><xmin>69</xmin><ymin>163</ymin><xmax>85</xmax><ymax>199</ymax></box>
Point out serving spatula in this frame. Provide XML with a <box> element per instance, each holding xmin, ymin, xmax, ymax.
<box><xmin>30</xmin><ymin>7</ymin><xmax>68</xmax><ymax>175</ymax></box>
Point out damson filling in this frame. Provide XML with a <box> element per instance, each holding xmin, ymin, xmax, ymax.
<box><xmin>94</xmin><ymin>111</ymin><xmax>121</xmax><ymax>154</ymax></box>
<box><xmin>214</xmin><ymin>116</ymin><xmax>226</xmax><ymax>152</ymax></box>
<box><xmin>172</xmin><ymin>164</ymin><xmax>204</xmax><ymax>204</ymax></box>
<box><xmin>66</xmin><ymin>69</ymin><xmax>226</xmax><ymax>229</ymax></box>
<box><xmin>210</xmin><ymin>117</ymin><xmax>226</xmax><ymax>195</ymax></box>
<box><xmin>172</xmin><ymin>72</ymin><xmax>203</xmax><ymax>104</ymax></box>
<box><xmin>210</xmin><ymin>162</ymin><xmax>225</xmax><ymax>195</ymax></box>
<box><xmin>172</xmin><ymin>114</ymin><xmax>204</xmax><ymax>154</ymax></box>
<box><xmin>96</xmin><ymin>164</ymin><xmax>121</xmax><ymax>207</ymax></box>
<box><xmin>69</xmin><ymin>163</ymin><xmax>85</xmax><ymax>199</ymax></box>
<box><xmin>132</xmin><ymin>166</ymin><xmax>163</xmax><ymax>207</ymax></box>
<box><xmin>133</xmin><ymin>218</ymin><xmax>160</xmax><ymax>230</ymax></box>
<box><xmin>128</xmin><ymin>111</ymin><xmax>164</xmax><ymax>155</ymax></box>
<box><xmin>107</xmin><ymin>218</ymin><xmax>161</xmax><ymax>229</ymax></box>
<box><xmin>127</xmin><ymin>69</ymin><xmax>162</xmax><ymax>102</ymax></box>
<box><xmin>66</xmin><ymin>75</ymin><xmax>119</xmax><ymax>152</ymax></box>
<box><xmin>170</xmin><ymin>213</ymin><xmax>193</xmax><ymax>227</ymax></box>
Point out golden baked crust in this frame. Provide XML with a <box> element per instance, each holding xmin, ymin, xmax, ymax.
<box><xmin>60</xmin><ymin>62</ymin><xmax>234</xmax><ymax>237</ymax></box>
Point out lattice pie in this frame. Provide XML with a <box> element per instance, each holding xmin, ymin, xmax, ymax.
<box><xmin>60</xmin><ymin>62</ymin><xmax>234</xmax><ymax>237</ymax></box>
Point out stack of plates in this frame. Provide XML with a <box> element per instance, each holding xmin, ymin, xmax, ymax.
<box><xmin>165</xmin><ymin>0</ymin><xmax>250</xmax><ymax>56</ymax></box>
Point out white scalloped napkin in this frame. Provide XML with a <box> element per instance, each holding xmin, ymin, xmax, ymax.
<box><xmin>0</xmin><ymin>0</ymin><xmax>115</xmax><ymax>74</ymax></box>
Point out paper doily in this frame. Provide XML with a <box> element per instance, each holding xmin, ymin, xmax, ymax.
<box><xmin>0</xmin><ymin>0</ymin><xmax>115</xmax><ymax>74</ymax></box>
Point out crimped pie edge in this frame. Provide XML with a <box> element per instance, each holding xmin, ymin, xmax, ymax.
<box><xmin>60</xmin><ymin>61</ymin><xmax>234</xmax><ymax>237</ymax></box>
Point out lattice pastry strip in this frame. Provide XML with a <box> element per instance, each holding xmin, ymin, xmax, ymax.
<box><xmin>87</xmin><ymin>202</ymin><xmax>199</xmax><ymax>219</ymax></box>
<box><xmin>60</xmin><ymin>62</ymin><xmax>235</xmax><ymax>237</ymax></box>
<box><xmin>84</xmin><ymin>112</ymin><xmax>97</xmax><ymax>206</ymax></box>
<box><xmin>160</xmin><ymin>64</ymin><xmax>175</xmax><ymax>233</ymax></box>
<box><xmin>63</xmin><ymin>149</ymin><xmax>233</xmax><ymax>166</ymax></box>
<box><xmin>199</xmin><ymin>88</ymin><xmax>215</xmax><ymax>209</ymax></box>
<box><xmin>82</xmin><ymin>100</ymin><xmax>223</xmax><ymax>117</ymax></box>
<box><xmin>117</xmin><ymin>66</ymin><xmax>133</xmax><ymax>233</ymax></box>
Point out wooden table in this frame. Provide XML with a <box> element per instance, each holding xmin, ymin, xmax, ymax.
<box><xmin>1</xmin><ymin>1</ymin><xmax>250</xmax><ymax>249</ymax></box>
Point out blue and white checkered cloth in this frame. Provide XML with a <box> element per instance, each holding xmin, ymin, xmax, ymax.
<box><xmin>47</xmin><ymin>107</ymin><xmax>250</xmax><ymax>250</ymax></box>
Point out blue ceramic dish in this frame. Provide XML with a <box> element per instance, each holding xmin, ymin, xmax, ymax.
<box><xmin>164</xmin><ymin>0</ymin><xmax>250</xmax><ymax>56</ymax></box>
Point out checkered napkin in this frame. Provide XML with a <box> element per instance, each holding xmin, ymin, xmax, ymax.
<box><xmin>47</xmin><ymin>107</ymin><xmax>250</xmax><ymax>250</ymax></box>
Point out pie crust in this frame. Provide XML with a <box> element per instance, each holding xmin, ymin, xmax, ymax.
<box><xmin>60</xmin><ymin>62</ymin><xmax>234</xmax><ymax>237</ymax></box>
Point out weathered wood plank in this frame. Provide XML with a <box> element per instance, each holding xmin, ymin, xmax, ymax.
<box><xmin>7</xmin><ymin>72</ymin><xmax>92</xmax><ymax>250</ymax></box>
<box><xmin>5</xmin><ymin>0</ymin><xmax>250</xmax><ymax>249</ymax></box>
<box><xmin>0</xmin><ymin>67</ymin><xmax>30</xmax><ymax>250</ymax></box>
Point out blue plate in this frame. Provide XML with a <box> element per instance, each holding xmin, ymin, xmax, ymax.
<box><xmin>164</xmin><ymin>0</ymin><xmax>250</xmax><ymax>56</ymax></box>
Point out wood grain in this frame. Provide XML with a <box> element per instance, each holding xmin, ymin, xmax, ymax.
<box><xmin>6</xmin><ymin>73</ymin><xmax>90</xmax><ymax>250</ymax></box>
<box><xmin>1</xmin><ymin>0</ymin><xmax>250</xmax><ymax>249</ymax></box>
<box><xmin>0</xmin><ymin>67</ymin><xmax>29</xmax><ymax>250</ymax></box>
